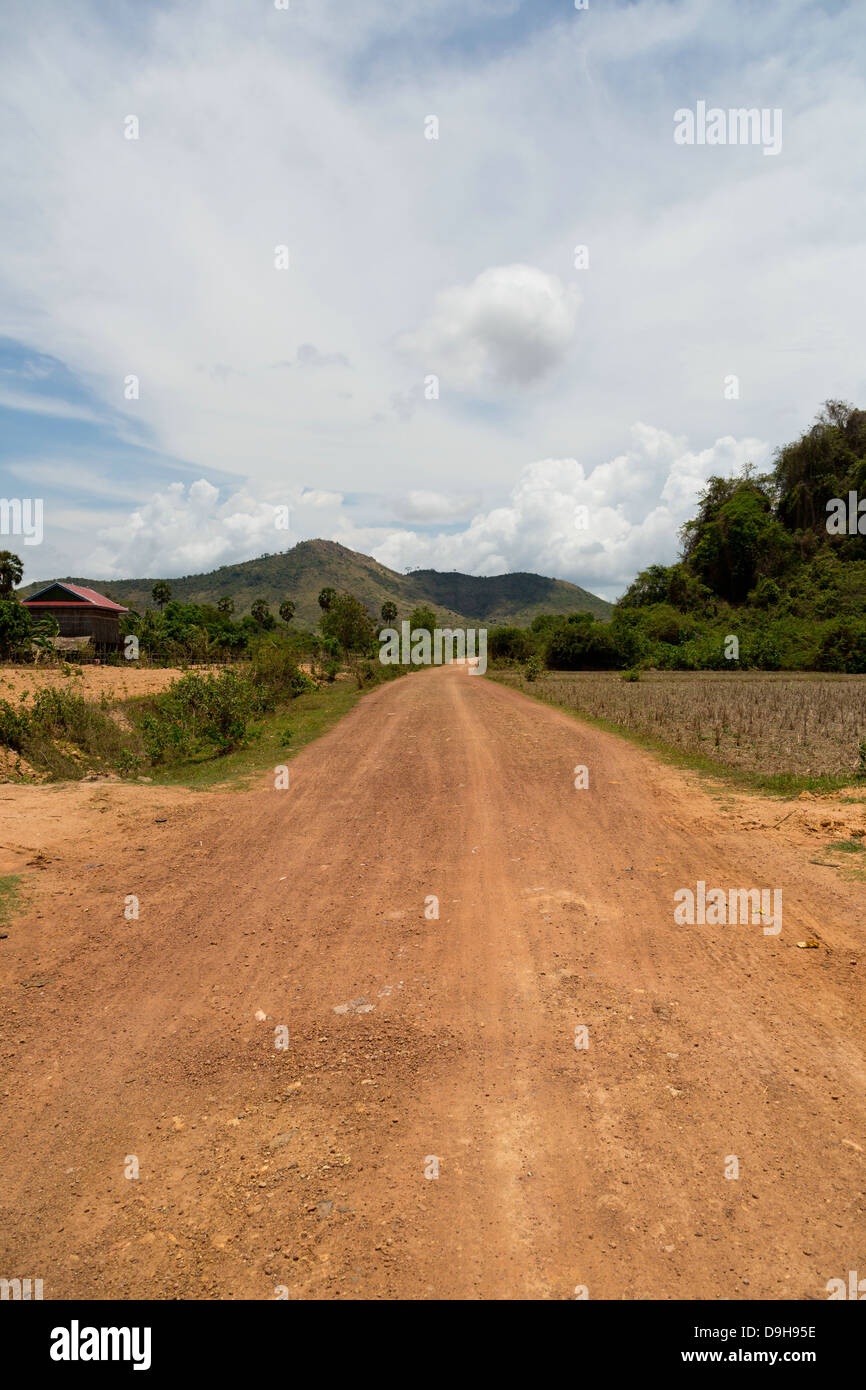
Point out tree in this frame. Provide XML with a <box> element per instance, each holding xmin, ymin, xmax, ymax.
<box><xmin>380</xmin><ymin>600</ymin><xmax>398</xmax><ymax>625</ymax></box>
<box><xmin>279</xmin><ymin>600</ymin><xmax>296</xmax><ymax>625</ymax></box>
<box><xmin>408</xmin><ymin>604</ymin><xmax>437</xmax><ymax>636</ymax></box>
<box><xmin>680</xmin><ymin>475</ymin><xmax>792</xmax><ymax>604</ymax></box>
<box><xmin>250</xmin><ymin>599</ymin><xmax>270</xmax><ymax>625</ymax></box>
<box><xmin>319</xmin><ymin>590</ymin><xmax>375</xmax><ymax>659</ymax></box>
<box><xmin>774</xmin><ymin>400</ymin><xmax>866</xmax><ymax>537</ymax></box>
<box><xmin>618</xmin><ymin>564</ymin><xmax>672</xmax><ymax>608</ymax></box>
<box><xmin>151</xmin><ymin>580</ymin><xmax>172</xmax><ymax>609</ymax></box>
<box><xmin>545</xmin><ymin>616</ymin><xmax>619</xmax><ymax>670</ymax></box>
<box><xmin>488</xmin><ymin>626</ymin><xmax>533</xmax><ymax>662</ymax></box>
<box><xmin>318</xmin><ymin>586</ymin><xmax>337</xmax><ymax>612</ymax></box>
<box><xmin>0</xmin><ymin>551</ymin><xmax>23</xmax><ymax>600</ymax></box>
<box><xmin>0</xmin><ymin>598</ymin><xmax>31</xmax><ymax>658</ymax></box>
<box><xmin>217</xmin><ymin>596</ymin><xmax>235</xmax><ymax>617</ymax></box>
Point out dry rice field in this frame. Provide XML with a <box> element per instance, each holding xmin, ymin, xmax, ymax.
<box><xmin>494</xmin><ymin>670</ymin><xmax>866</xmax><ymax>781</ymax></box>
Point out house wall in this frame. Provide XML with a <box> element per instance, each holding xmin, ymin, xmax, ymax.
<box><xmin>26</xmin><ymin>606</ymin><xmax>122</xmax><ymax>649</ymax></box>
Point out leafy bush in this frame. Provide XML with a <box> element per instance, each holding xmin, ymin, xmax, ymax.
<box><xmin>0</xmin><ymin>699</ymin><xmax>28</xmax><ymax>749</ymax></box>
<box><xmin>816</xmin><ymin>620</ymin><xmax>866</xmax><ymax>674</ymax></box>
<box><xmin>0</xmin><ymin>599</ymin><xmax>32</xmax><ymax>659</ymax></box>
<box><xmin>0</xmin><ymin>686</ymin><xmax>132</xmax><ymax>777</ymax></box>
<box><xmin>545</xmin><ymin>616</ymin><xmax>619</xmax><ymax>670</ymax></box>
<box><xmin>489</xmin><ymin>626</ymin><xmax>534</xmax><ymax>663</ymax></box>
<box><xmin>137</xmin><ymin>670</ymin><xmax>265</xmax><ymax>762</ymax></box>
<box><xmin>250</xmin><ymin>644</ymin><xmax>313</xmax><ymax>701</ymax></box>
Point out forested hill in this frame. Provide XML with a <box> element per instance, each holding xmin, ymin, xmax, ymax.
<box><xmin>21</xmin><ymin>539</ymin><xmax>612</xmax><ymax>627</ymax></box>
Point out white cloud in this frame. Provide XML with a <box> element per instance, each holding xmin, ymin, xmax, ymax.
<box><xmin>392</xmin><ymin>490</ymin><xmax>482</xmax><ymax>522</ymax></box>
<box><xmin>1</xmin><ymin>0</ymin><xmax>864</xmax><ymax>579</ymax></box>
<box><xmin>359</xmin><ymin>426</ymin><xmax>770</xmax><ymax>598</ymax></box>
<box><xmin>299</xmin><ymin>488</ymin><xmax>344</xmax><ymax>508</ymax></box>
<box><xmin>399</xmin><ymin>264</ymin><xmax>580</xmax><ymax>389</ymax></box>
<box><xmin>84</xmin><ymin>481</ymin><xmax>297</xmax><ymax>578</ymax></box>
<box><xmin>73</xmin><ymin>423</ymin><xmax>768</xmax><ymax>599</ymax></box>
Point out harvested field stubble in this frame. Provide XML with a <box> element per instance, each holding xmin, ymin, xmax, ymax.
<box><xmin>494</xmin><ymin>669</ymin><xmax>866</xmax><ymax>780</ymax></box>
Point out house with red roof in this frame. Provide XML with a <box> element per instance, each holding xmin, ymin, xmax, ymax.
<box><xmin>22</xmin><ymin>583</ymin><xmax>128</xmax><ymax>651</ymax></box>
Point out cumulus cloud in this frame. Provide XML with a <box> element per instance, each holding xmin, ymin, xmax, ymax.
<box><xmin>363</xmin><ymin>426</ymin><xmax>769</xmax><ymax>599</ymax></box>
<box><xmin>85</xmin><ymin>481</ymin><xmax>298</xmax><ymax>578</ymax></box>
<box><xmin>77</xmin><ymin>424</ymin><xmax>767</xmax><ymax>598</ymax></box>
<box><xmin>399</xmin><ymin>265</ymin><xmax>580</xmax><ymax>389</ymax></box>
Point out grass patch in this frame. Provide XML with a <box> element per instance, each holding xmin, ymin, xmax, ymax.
<box><xmin>0</xmin><ymin>874</ymin><xmax>24</xmax><ymax>931</ymax></box>
<box><xmin>826</xmin><ymin>838</ymin><xmax>866</xmax><ymax>854</ymax></box>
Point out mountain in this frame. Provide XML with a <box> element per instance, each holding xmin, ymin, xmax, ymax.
<box><xmin>20</xmin><ymin>539</ymin><xmax>612</xmax><ymax>627</ymax></box>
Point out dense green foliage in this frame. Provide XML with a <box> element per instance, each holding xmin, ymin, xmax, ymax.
<box><xmin>490</xmin><ymin>402</ymin><xmax>866</xmax><ymax>673</ymax></box>
<box><xmin>119</xmin><ymin>598</ymin><xmax>321</xmax><ymax>663</ymax></box>
<box><xmin>0</xmin><ymin>598</ymin><xmax>33</xmax><ymax>658</ymax></box>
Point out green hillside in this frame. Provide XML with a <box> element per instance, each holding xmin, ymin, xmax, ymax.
<box><xmin>21</xmin><ymin>539</ymin><xmax>612</xmax><ymax>627</ymax></box>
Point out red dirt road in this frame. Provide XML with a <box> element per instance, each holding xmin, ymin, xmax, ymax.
<box><xmin>1</xmin><ymin>666</ymin><xmax>864</xmax><ymax>1300</ymax></box>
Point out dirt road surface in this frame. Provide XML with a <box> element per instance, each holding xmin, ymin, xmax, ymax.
<box><xmin>1</xmin><ymin>667</ymin><xmax>863</xmax><ymax>1300</ymax></box>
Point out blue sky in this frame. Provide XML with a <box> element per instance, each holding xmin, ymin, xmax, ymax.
<box><xmin>1</xmin><ymin>0</ymin><xmax>864</xmax><ymax>598</ymax></box>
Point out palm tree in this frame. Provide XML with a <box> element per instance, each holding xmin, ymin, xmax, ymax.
<box><xmin>151</xmin><ymin>580</ymin><xmax>172</xmax><ymax>609</ymax></box>
<box><xmin>318</xmin><ymin>586</ymin><xmax>337</xmax><ymax>612</ymax></box>
<box><xmin>380</xmin><ymin>600</ymin><xmax>397</xmax><ymax>624</ymax></box>
<box><xmin>279</xmin><ymin>600</ymin><xmax>296</xmax><ymax>625</ymax></box>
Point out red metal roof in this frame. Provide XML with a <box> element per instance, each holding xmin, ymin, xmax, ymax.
<box><xmin>23</xmin><ymin>583</ymin><xmax>128</xmax><ymax>613</ymax></box>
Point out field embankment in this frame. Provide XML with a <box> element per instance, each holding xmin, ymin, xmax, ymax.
<box><xmin>491</xmin><ymin>669</ymin><xmax>866</xmax><ymax>792</ymax></box>
<box><xmin>0</xmin><ymin>654</ymin><xmax>381</xmax><ymax>786</ymax></box>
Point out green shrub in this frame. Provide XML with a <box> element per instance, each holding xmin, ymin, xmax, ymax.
<box><xmin>545</xmin><ymin>617</ymin><xmax>619</xmax><ymax>670</ymax></box>
<box><xmin>816</xmin><ymin>620</ymin><xmax>866</xmax><ymax>674</ymax></box>
<box><xmin>6</xmin><ymin>687</ymin><xmax>133</xmax><ymax>777</ymax></box>
<box><xmin>137</xmin><ymin>669</ymin><xmax>264</xmax><ymax>762</ymax></box>
<box><xmin>0</xmin><ymin>699</ymin><xmax>28</xmax><ymax>749</ymax></box>
<box><xmin>489</xmin><ymin>626</ymin><xmax>534</xmax><ymax>663</ymax></box>
<box><xmin>250</xmin><ymin>644</ymin><xmax>312</xmax><ymax>701</ymax></box>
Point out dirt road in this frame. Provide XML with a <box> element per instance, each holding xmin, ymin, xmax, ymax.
<box><xmin>1</xmin><ymin>666</ymin><xmax>863</xmax><ymax>1300</ymax></box>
